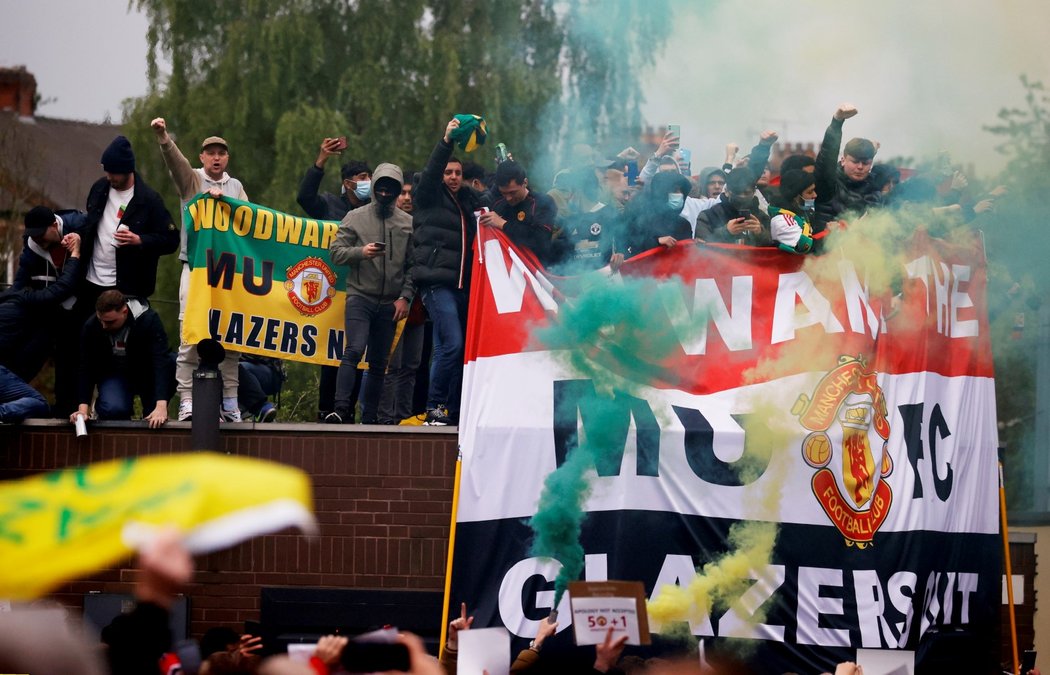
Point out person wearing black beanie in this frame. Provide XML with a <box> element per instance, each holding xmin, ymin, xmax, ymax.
<box><xmin>80</xmin><ymin>135</ymin><xmax>176</xmax><ymax>305</ymax></box>
<box><xmin>68</xmin><ymin>136</ymin><xmax>179</xmax><ymax>417</ymax></box>
<box><xmin>768</xmin><ymin>169</ymin><xmax>820</xmax><ymax>254</ymax></box>
<box><xmin>101</xmin><ymin>135</ymin><xmax>136</xmax><ymax>176</ymax></box>
<box><xmin>776</xmin><ymin>169</ymin><xmax>816</xmax><ymax>209</ymax></box>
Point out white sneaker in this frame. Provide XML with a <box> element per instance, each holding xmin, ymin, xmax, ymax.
<box><xmin>221</xmin><ymin>401</ymin><xmax>242</xmax><ymax>423</ymax></box>
<box><xmin>178</xmin><ymin>399</ymin><xmax>193</xmax><ymax>421</ymax></box>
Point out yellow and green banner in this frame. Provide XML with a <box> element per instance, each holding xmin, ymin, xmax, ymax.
<box><xmin>182</xmin><ymin>194</ymin><xmax>346</xmax><ymax>365</ymax></box>
<box><xmin>0</xmin><ymin>453</ymin><xmax>316</xmax><ymax>600</ymax></box>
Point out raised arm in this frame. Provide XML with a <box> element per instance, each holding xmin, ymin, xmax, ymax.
<box><xmin>152</xmin><ymin>117</ymin><xmax>199</xmax><ymax>201</ymax></box>
<box><xmin>297</xmin><ymin>138</ymin><xmax>343</xmax><ymax>218</ymax></box>
<box><xmin>814</xmin><ymin>103</ymin><xmax>857</xmax><ymax>200</ymax></box>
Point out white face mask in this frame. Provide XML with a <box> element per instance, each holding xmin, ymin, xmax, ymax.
<box><xmin>667</xmin><ymin>193</ymin><xmax>685</xmax><ymax>212</ymax></box>
<box><xmin>353</xmin><ymin>180</ymin><xmax>372</xmax><ymax>200</ymax></box>
<box><xmin>803</xmin><ymin>198</ymin><xmax>815</xmax><ymax>210</ymax></box>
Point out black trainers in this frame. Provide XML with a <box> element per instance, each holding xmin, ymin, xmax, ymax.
<box><xmin>424</xmin><ymin>407</ymin><xmax>450</xmax><ymax>426</ymax></box>
<box><xmin>324</xmin><ymin>411</ymin><xmax>345</xmax><ymax>424</ymax></box>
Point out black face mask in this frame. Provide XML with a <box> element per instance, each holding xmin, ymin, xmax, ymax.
<box><xmin>376</xmin><ymin>196</ymin><xmax>396</xmax><ymax>220</ymax></box>
<box><xmin>373</xmin><ymin>178</ymin><xmax>399</xmax><ymax>218</ymax></box>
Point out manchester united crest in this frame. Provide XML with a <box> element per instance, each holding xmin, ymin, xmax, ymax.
<box><xmin>284</xmin><ymin>257</ymin><xmax>337</xmax><ymax>316</ymax></box>
<box><xmin>792</xmin><ymin>355</ymin><xmax>893</xmax><ymax>548</ymax></box>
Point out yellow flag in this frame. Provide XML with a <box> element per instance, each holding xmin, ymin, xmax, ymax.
<box><xmin>0</xmin><ymin>453</ymin><xmax>316</xmax><ymax>600</ymax></box>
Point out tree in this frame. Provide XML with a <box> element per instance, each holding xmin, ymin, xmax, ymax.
<box><xmin>123</xmin><ymin>0</ymin><xmax>669</xmax><ymax>421</ymax></box>
<box><xmin>982</xmin><ymin>75</ymin><xmax>1050</xmax><ymax>512</ymax></box>
<box><xmin>127</xmin><ymin>0</ymin><xmax>669</xmax><ymax>195</ymax></box>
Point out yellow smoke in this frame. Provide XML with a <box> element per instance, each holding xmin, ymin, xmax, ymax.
<box><xmin>648</xmin><ymin>206</ymin><xmax>948</xmax><ymax>636</ymax></box>
<box><xmin>647</xmin><ymin>399</ymin><xmax>792</xmax><ymax>634</ymax></box>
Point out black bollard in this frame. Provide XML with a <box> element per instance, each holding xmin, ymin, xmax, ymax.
<box><xmin>191</xmin><ymin>339</ymin><xmax>226</xmax><ymax>451</ymax></box>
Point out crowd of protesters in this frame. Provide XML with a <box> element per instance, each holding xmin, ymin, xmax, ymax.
<box><xmin>5</xmin><ymin>528</ymin><xmax>1028</xmax><ymax>675</ymax></box>
<box><xmin>0</xmin><ymin>103</ymin><xmax>1006</xmax><ymax>427</ymax></box>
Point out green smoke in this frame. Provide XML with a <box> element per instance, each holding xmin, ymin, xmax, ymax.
<box><xmin>527</xmin><ymin>434</ymin><xmax>594</xmax><ymax>606</ymax></box>
<box><xmin>534</xmin><ymin>274</ymin><xmax>692</xmax><ymax>394</ymax></box>
<box><xmin>528</xmin><ymin>273</ymin><xmax>708</xmax><ymax>605</ymax></box>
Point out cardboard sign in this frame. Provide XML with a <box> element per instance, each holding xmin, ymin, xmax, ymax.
<box><xmin>568</xmin><ymin>581</ymin><xmax>651</xmax><ymax>646</ymax></box>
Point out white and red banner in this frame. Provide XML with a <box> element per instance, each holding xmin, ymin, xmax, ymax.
<box><xmin>448</xmin><ymin>228</ymin><xmax>1000</xmax><ymax>673</ymax></box>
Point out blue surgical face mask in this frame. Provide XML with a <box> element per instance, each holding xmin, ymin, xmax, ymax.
<box><xmin>353</xmin><ymin>179</ymin><xmax>372</xmax><ymax>200</ymax></box>
<box><xmin>803</xmin><ymin>198</ymin><xmax>815</xmax><ymax>210</ymax></box>
<box><xmin>667</xmin><ymin>193</ymin><xmax>685</xmax><ymax>212</ymax></box>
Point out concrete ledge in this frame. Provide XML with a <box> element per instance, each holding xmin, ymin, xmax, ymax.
<box><xmin>11</xmin><ymin>417</ymin><xmax>459</xmax><ymax>434</ymax></box>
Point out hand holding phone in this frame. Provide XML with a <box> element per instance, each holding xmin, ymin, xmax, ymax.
<box><xmin>1022</xmin><ymin>649</ymin><xmax>1037</xmax><ymax>674</ymax></box>
<box><xmin>363</xmin><ymin>242</ymin><xmax>386</xmax><ymax>258</ymax></box>
<box><xmin>332</xmin><ymin>136</ymin><xmax>348</xmax><ymax>152</ymax></box>
<box><xmin>657</xmin><ymin>126</ymin><xmax>680</xmax><ymax>158</ymax></box>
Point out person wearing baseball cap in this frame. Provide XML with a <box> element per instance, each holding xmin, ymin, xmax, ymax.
<box><xmin>22</xmin><ymin>205</ymin><xmax>58</xmax><ymax>241</ymax></box>
<box><xmin>150</xmin><ymin>117</ymin><xmax>249</xmax><ymax>423</ymax></box>
<box><xmin>812</xmin><ymin>103</ymin><xmax>884</xmax><ymax>239</ymax></box>
<box><xmin>7</xmin><ymin>204</ymin><xmax>89</xmax><ymax>414</ymax></box>
<box><xmin>16</xmin><ymin>205</ymin><xmax>87</xmax><ymax>292</ymax></box>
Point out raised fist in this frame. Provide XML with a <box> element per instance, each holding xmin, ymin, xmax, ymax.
<box><xmin>834</xmin><ymin>104</ymin><xmax>859</xmax><ymax>121</ymax></box>
<box><xmin>444</xmin><ymin>118</ymin><xmax>461</xmax><ymax>144</ymax></box>
<box><xmin>150</xmin><ymin>117</ymin><xmax>170</xmax><ymax>142</ymax></box>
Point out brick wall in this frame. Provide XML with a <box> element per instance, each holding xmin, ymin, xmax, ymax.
<box><xmin>0</xmin><ymin>66</ymin><xmax>37</xmax><ymax>117</ymax></box>
<box><xmin>0</xmin><ymin>422</ymin><xmax>458</xmax><ymax>637</ymax></box>
<box><xmin>1002</xmin><ymin>536</ymin><xmax>1038</xmax><ymax>666</ymax></box>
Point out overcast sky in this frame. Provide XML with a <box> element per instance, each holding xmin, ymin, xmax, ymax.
<box><xmin>641</xmin><ymin>1</ymin><xmax>1050</xmax><ymax>175</ymax></box>
<box><xmin>3</xmin><ymin>1</ymin><xmax>1049</xmax><ymax>175</ymax></box>
<box><xmin>0</xmin><ymin>0</ymin><xmax>151</xmax><ymax>123</ymax></box>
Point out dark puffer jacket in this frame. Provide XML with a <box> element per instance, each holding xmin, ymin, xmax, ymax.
<box><xmin>409</xmin><ymin>140</ymin><xmax>482</xmax><ymax>290</ymax></box>
<box><xmin>813</xmin><ymin>117</ymin><xmax>882</xmax><ymax>231</ymax></box>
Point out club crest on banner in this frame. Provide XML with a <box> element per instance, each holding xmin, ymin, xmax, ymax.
<box><xmin>792</xmin><ymin>355</ymin><xmax>893</xmax><ymax>548</ymax></box>
<box><xmin>284</xmin><ymin>257</ymin><xmax>337</xmax><ymax>316</ymax></box>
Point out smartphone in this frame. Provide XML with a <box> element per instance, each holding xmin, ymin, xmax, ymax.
<box><xmin>496</xmin><ymin>143</ymin><xmax>510</xmax><ymax>163</ymax></box>
<box><xmin>371</xmin><ymin>242</ymin><xmax>387</xmax><ymax>250</ymax></box>
<box><xmin>341</xmin><ymin>642</ymin><xmax>410</xmax><ymax>673</ymax></box>
<box><xmin>667</xmin><ymin>124</ymin><xmax>681</xmax><ymax>139</ymax></box>
<box><xmin>738</xmin><ymin>209</ymin><xmax>751</xmax><ymax>221</ymax></box>
<box><xmin>625</xmin><ymin>160</ymin><xmax>639</xmax><ymax>186</ymax></box>
<box><xmin>332</xmin><ymin>136</ymin><xmax>348</xmax><ymax>151</ymax></box>
<box><xmin>678</xmin><ymin>148</ymin><xmax>692</xmax><ymax>174</ymax></box>
<box><xmin>1022</xmin><ymin>649</ymin><xmax>1037</xmax><ymax>673</ymax></box>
